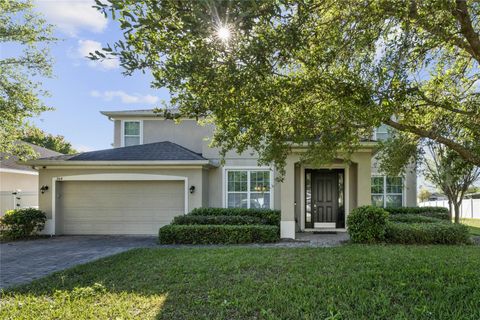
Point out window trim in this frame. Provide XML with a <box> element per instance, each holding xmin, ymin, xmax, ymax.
<box><xmin>120</xmin><ymin>120</ymin><xmax>143</xmax><ymax>147</ymax></box>
<box><xmin>371</xmin><ymin>175</ymin><xmax>405</xmax><ymax>208</ymax></box>
<box><xmin>222</xmin><ymin>166</ymin><xmax>274</xmax><ymax>209</ymax></box>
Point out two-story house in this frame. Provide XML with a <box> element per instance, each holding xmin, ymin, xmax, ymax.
<box><xmin>25</xmin><ymin>109</ymin><xmax>416</xmax><ymax>238</ymax></box>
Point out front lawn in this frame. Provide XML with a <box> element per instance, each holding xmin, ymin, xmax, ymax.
<box><xmin>2</xmin><ymin>246</ymin><xmax>480</xmax><ymax>319</ymax></box>
<box><xmin>461</xmin><ymin>218</ymin><xmax>480</xmax><ymax>236</ymax></box>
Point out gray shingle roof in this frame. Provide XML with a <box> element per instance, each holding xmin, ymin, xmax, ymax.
<box><xmin>0</xmin><ymin>142</ymin><xmax>62</xmax><ymax>172</ymax></box>
<box><xmin>37</xmin><ymin>141</ymin><xmax>206</xmax><ymax>161</ymax></box>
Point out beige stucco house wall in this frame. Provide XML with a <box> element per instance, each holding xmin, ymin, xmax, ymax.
<box><xmin>28</xmin><ymin>110</ymin><xmax>418</xmax><ymax>238</ymax></box>
<box><xmin>34</xmin><ymin>166</ymin><xmax>207</xmax><ymax>234</ymax></box>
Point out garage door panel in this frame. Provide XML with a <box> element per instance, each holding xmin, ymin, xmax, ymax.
<box><xmin>62</xmin><ymin>208</ymin><xmax>183</xmax><ymax>222</ymax></box>
<box><xmin>58</xmin><ymin>180</ymin><xmax>185</xmax><ymax>235</ymax></box>
<box><xmin>61</xmin><ymin>180</ymin><xmax>182</xmax><ymax>192</ymax></box>
<box><xmin>61</xmin><ymin>194</ymin><xmax>184</xmax><ymax>209</ymax></box>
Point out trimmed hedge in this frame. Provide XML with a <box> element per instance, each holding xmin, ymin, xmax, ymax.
<box><xmin>172</xmin><ymin>215</ymin><xmax>264</xmax><ymax>225</ymax></box>
<box><xmin>188</xmin><ymin>208</ymin><xmax>280</xmax><ymax>226</ymax></box>
<box><xmin>159</xmin><ymin>225</ymin><xmax>279</xmax><ymax>244</ymax></box>
<box><xmin>347</xmin><ymin>206</ymin><xmax>389</xmax><ymax>243</ymax></box>
<box><xmin>0</xmin><ymin>208</ymin><xmax>47</xmax><ymax>240</ymax></box>
<box><xmin>388</xmin><ymin>214</ymin><xmax>445</xmax><ymax>224</ymax></box>
<box><xmin>385</xmin><ymin>222</ymin><xmax>471</xmax><ymax>245</ymax></box>
<box><xmin>384</xmin><ymin>207</ymin><xmax>449</xmax><ymax>220</ymax></box>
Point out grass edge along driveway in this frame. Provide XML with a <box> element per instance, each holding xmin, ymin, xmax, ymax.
<box><xmin>1</xmin><ymin>245</ymin><xmax>480</xmax><ymax>320</ymax></box>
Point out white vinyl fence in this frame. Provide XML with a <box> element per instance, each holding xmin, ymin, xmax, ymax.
<box><xmin>419</xmin><ymin>199</ymin><xmax>480</xmax><ymax>219</ymax></box>
<box><xmin>0</xmin><ymin>191</ymin><xmax>38</xmax><ymax>216</ymax></box>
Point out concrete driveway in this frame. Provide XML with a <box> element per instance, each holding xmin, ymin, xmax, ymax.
<box><xmin>0</xmin><ymin>235</ymin><xmax>157</xmax><ymax>289</ymax></box>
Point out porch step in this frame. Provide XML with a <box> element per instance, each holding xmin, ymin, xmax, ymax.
<box><xmin>304</xmin><ymin>228</ymin><xmax>347</xmax><ymax>233</ymax></box>
<box><xmin>312</xmin><ymin>231</ymin><xmax>337</xmax><ymax>234</ymax></box>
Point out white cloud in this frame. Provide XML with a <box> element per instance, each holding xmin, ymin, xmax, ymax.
<box><xmin>35</xmin><ymin>0</ymin><xmax>107</xmax><ymax>36</ymax></box>
<box><xmin>77</xmin><ymin>39</ymin><xmax>119</xmax><ymax>70</ymax></box>
<box><xmin>90</xmin><ymin>90</ymin><xmax>160</xmax><ymax>104</ymax></box>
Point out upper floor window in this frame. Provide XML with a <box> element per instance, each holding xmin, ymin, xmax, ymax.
<box><xmin>371</xmin><ymin>176</ymin><xmax>403</xmax><ymax>208</ymax></box>
<box><xmin>374</xmin><ymin>124</ymin><xmax>390</xmax><ymax>141</ymax></box>
<box><xmin>122</xmin><ymin>121</ymin><xmax>142</xmax><ymax>147</ymax></box>
<box><xmin>225</xmin><ymin>169</ymin><xmax>273</xmax><ymax>209</ymax></box>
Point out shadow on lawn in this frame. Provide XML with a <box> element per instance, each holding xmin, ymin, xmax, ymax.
<box><xmin>1</xmin><ymin>248</ymin><xmax>177</xmax><ymax>319</ymax></box>
<box><xmin>1</xmin><ymin>246</ymin><xmax>268</xmax><ymax>319</ymax></box>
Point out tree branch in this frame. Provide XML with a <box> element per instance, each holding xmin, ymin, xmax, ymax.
<box><xmin>453</xmin><ymin>0</ymin><xmax>480</xmax><ymax>62</ymax></box>
<box><xmin>384</xmin><ymin>118</ymin><xmax>480</xmax><ymax>166</ymax></box>
<box><xmin>414</xmin><ymin>91</ymin><xmax>478</xmax><ymax>116</ymax></box>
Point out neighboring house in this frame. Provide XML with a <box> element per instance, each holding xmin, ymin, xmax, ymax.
<box><xmin>24</xmin><ymin>110</ymin><xmax>417</xmax><ymax>238</ymax></box>
<box><xmin>0</xmin><ymin>143</ymin><xmax>61</xmax><ymax>215</ymax></box>
<box><xmin>427</xmin><ymin>192</ymin><xmax>448</xmax><ymax>201</ymax></box>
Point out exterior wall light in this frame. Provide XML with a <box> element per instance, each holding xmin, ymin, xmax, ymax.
<box><xmin>189</xmin><ymin>186</ymin><xmax>195</xmax><ymax>194</ymax></box>
<box><xmin>40</xmin><ymin>185</ymin><xmax>49</xmax><ymax>194</ymax></box>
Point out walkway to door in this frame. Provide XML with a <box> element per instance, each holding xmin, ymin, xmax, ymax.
<box><xmin>294</xmin><ymin>232</ymin><xmax>349</xmax><ymax>246</ymax></box>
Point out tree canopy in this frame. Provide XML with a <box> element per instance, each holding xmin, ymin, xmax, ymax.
<box><xmin>0</xmin><ymin>0</ymin><xmax>55</xmax><ymax>159</ymax></box>
<box><xmin>93</xmin><ymin>0</ymin><xmax>480</xmax><ymax>173</ymax></box>
<box><xmin>22</xmin><ymin>126</ymin><xmax>77</xmax><ymax>154</ymax></box>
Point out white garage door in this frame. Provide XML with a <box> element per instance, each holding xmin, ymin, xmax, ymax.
<box><xmin>57</xmin><ymin>180</ymin><xmax>185</xmax><ymax>235</ymax></box>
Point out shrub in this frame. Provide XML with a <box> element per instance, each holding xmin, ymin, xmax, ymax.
<box><xmin>388</xmin><ymin>214</ymin><xmax>446</xmax><ymax>224</ymax></box>
<box><xmin>347</xmin><ymin>206</ymin><xmax>389</xmax><ymax>243</ymax></box>
<box><xmin>384</xmin><ymin>207</ymin><xmax>449</xmax><ymax>220</ymax></box>
<box><xmin>188</xmin><ymin>208</ymin><xmax>280</xmax><ymax>226</ymax></box>
<box><xmin>0</xmin><ymin>208</ymin><xmax>47</xmax><ymax>240</ymax></box>
<box><xmin>172</xmin><ymin>215</ymin><xmax>264</xmax><ymax>225</ymax></box>
<box><xmin>159</xmin><ymin>225</ymin><xmax>279</xmax><ymax>244</ymax></box>
<box><xmin>385</xmin><ymin>222</ymin><xmax>470</xmax><ymax>245</ymax></box>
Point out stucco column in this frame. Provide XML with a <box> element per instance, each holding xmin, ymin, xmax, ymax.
<box><xmin>354</xmin><ymin>152</ymin><xmax>372</xmax><ymax>206</ymax></box>
<box><xmin>280</xmin><ymin>154</ymin><xmax>297</xmax><ymax>239</ymax></box>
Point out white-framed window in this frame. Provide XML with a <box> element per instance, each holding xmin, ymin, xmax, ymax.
<box><xmin>225</xmin><ymin>169</ymin><xmax>273</xmax><ymax>209</ymax></box>
<box><xmin>371</xmin><ymin>176</ymin><xmax>403</xmax><ymax>208</ymax></box>
<box><xmin>374</xmin><ymin>124</ymin><xmax>390</xmax><ymax>141</ymax></box>
<box><xmin>122</xmin><ymin>120</ymin><xmax>142</xmax><ymax>147</ymax></box>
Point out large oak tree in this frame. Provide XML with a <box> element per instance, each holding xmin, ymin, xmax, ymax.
<box><xmin>94</xmin><ymin>0</ymin><xmax>480</xmax><ymax>174</ymax></box>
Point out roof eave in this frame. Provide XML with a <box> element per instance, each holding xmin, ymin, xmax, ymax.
<box><xmin>100</xmin><ymin>111</ymin><xmax>157</xmax><ymax>118</ymax></box>
<box><xmin>289</xmin><ymin>141</ymin><xmax>378</xmax><ymax>151</ymax></box>
<box><xmin>21</xmin><ymin>159</ymin><xmax>214</xmax><ymax>166</ymax></box>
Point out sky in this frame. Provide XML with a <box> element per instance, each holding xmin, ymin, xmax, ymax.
<box><xmin>26</xmin><ymin>0</ymin><xmax>170</xmax><ymax>152</ymax></box>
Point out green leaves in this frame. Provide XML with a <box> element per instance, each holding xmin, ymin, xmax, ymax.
<box><xmin>22</xmin><ymin>126</ymin><xmax>77</xmax><ymax>154</ymax></box>
<box><xmin>94</xmin><ymin>0</ymin><xmax>480</xmax><ymax>171</ymax></box>
<box><xmin>1</xmin><ymin>0</ymin><xmax>55</xmax><ymax>158</ymax></box>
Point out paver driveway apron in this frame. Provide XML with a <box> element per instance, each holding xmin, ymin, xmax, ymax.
<box><xmin>0</xmin><ymin>235</ymin><xmax>156</xmax><ymax>289</ymax></box>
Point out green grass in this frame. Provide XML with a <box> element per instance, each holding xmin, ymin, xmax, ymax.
<box><xmin>2</xmin><ymin>246</ymin><xmax>480</xmax><ymax>319</ymax></box>
<box><xmin>461</xmin><ymin>218</ymin><xmax>480</xmax><ymax>236</ymax></box>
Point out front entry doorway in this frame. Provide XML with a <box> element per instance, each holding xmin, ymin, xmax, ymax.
<box><xmin>305</xmin><ymin>169</ymin><xmax>345</xmax><ymax>229</ymax></box>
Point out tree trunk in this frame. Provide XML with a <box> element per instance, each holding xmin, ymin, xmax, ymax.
<box><xmin>448</xmin><ymin>200</ymin><xmax>453</xmax><ymax>221</ymax></box>
<box><xmin>453</xmin><ymin>202</ymin><xmax>461</xmax><ymax>224</ymax></box>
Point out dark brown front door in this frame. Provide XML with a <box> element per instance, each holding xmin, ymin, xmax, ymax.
<box><xmin>312</xmin><ymin>171</ymin><xmax>338</xmax><ymax>226</ymax></box>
